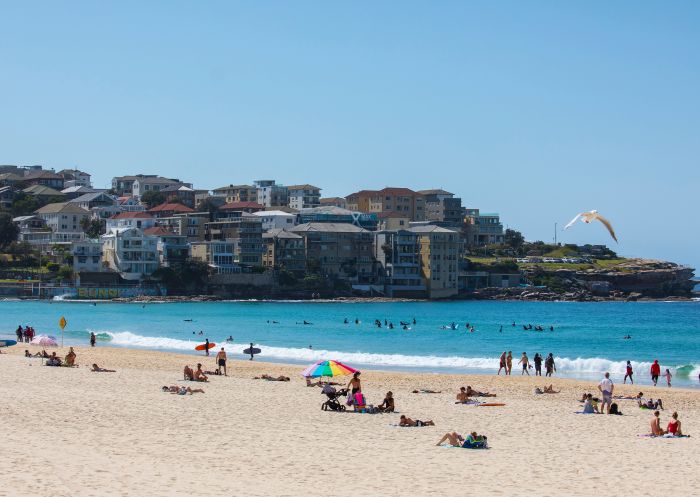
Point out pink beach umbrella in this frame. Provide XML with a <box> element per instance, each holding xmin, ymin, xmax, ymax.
<box><xmin>30</xmin><ymin>335</ymin><xmax>58</xmax><ymax>347</ymax></box>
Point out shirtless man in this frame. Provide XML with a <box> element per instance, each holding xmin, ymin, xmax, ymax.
<box><xmin>456</xmin><ymin>387</ymin><xmax>470</xmax><ymax>403</ymax></box>
<box><xmin>650</xmin><ymin>410</ymin><xmax>665</xmax><ymax>436</ymax></box>
<box><xmin>399</xmin><ymin>415</ymin><xmax>435</xmax><ymax>427</ymax></box>
<box><xmin>347</xmin><ymin>372</ymin><xmax>361</xmax><ymax>394</ymax></box>
<box><xmin>193</xmin><ymin>363</ymin><xmax>208</xmax><ymax>382</ymax></box>
<box><xmin>518</xmin><ymin>352</ymin><xmax>530</xmax><ymax>376</ymax></box>
<box><xmin>215</xmin><ymin>347</ymin><xmax>227</xmax><ymax>376</ymax></box>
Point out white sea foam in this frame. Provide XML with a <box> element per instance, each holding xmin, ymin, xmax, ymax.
<box><xmin>98</xmin><ymin>330</ymin><xmax>698</xmax><ymax>377</ymax></box>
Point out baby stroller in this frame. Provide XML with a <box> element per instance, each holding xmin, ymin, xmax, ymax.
<box><xmin>322</xmin><ymin>387</ymin><xmax>348</xmax><ymax>412</ymax></box>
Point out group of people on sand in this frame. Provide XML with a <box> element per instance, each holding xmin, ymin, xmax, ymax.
<box><xmin>623</xmin><ymin>360</ymin><xmax>673</xmax><ymax>387</ymax></box>
<box><xmin>650</xmin><ymin>410</ymin><xmax>684</xmax><ymax>436</ymax></box>
<box><xmin>36</xmin><ymin>347</ymin><xmax>77</xmax><ymax>367</ymax></box>
<box><xmin>183</xmin><ymin>363</ymin><xmax>209</xmax><ymax>382</ymax></box>
<box><xmin>498</xmin><ymin>351</ymin><xmax>556</xmax><ymax>377</ymax></box>
<box><xmin>15</xmin><ymin>325</ymin><xmax>35</xmax><ymax>343</ymax></box>
<box><xmin>456</xmin><ymin>386</ymin><xmax>496</xmax><ymax>403</ymax></box>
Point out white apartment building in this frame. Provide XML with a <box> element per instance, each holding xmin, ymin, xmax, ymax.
<box><xmin>254</xmin><ymin>180</ymin><xmax>288</xmax><ymax>207</ymax></box>
<box><xmin>106</xmin><ymin>212</ymin><xmax>156</xmax><ymax>232</ymax></box>
<box><xmin>252</xmin><ymin>210</ymin><xmax>297</xmax><ymax>230</ymax></box>
<box><xmin>72</xmin><ymin>240</ymin><xmax>104</xmax><ymax>273</ymax></box>
<box><xmin>102</xmin><ymin>227</ymin><xmax>159</xmax><ymax>280</ymax></box>
<box><xmin>287</xmin><ymin>184</ymin><xmax>321</xmax><ymax>210</ymax></box>
<box><xmin>34</xmin><ymin>202</ymin><xmax>90</xmax><ymax>233</ymax></box>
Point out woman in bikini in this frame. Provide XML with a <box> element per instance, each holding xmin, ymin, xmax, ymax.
<box><xmin>399</xmin><ymin>415</ymin><xmax>434</xmax><ymax>427</ymax></box>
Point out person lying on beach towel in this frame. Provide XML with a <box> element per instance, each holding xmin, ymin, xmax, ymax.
<box><xmin>412</xmin><ymin>389</ymin><xmax>441</xmax><ymax>394</ymax></box>
<box><xmin>399</xmin><ymin>415</ymin><xmax>435</xmax><ymax>427</ymax></box>
<box><xmin>91</xmin><ymin>364</ymin><xmax>116</xmax><ymax>373</ymax></box>
<box><xmin>436</xmin><ymin>431</ymin><xmax>488</xmax><ymax>449</ymax></box>
<box><xmin>377</xmin><ymin>392</ymin><xmax>395</xmax><ymax>413</ymax></box>
<box><xmin>162</xmin><ymin>385</ymin><xmax>205</xmax><ymax>395</ymax></box>
<box><xmin>534</xmin><ymin>385</ymin><xmax>560</xmax><ymax>394</ymax></box>
<box><xmin>254</xmin><ymin>374</ymin><xmax>290</xmax><ymax>381</ymax></box>
<box><xmin>306</xmin><ymin>378</ymin><xmax>322</xmax><ymax>387</ymax></box>
<box><xmin>638</xmin><ymin>395</ymin><xmax>664</xmax><ymax>410</ymax></box>
<box><xmin>466</xmin><ymin>386</ymin><xmax>496</xmax><ymax>397</ymax></box>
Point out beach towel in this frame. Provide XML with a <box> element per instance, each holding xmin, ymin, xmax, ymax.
<box><xmin>637</xmin><ymin>434</ymin><xmax>690</xmax><ymax>438</ymax></box>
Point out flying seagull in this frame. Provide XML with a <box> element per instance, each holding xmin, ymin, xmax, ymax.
<box><xmin>564</xmin><ymin>210</ymin><xmax>618</xmax><ymax>242</ymax></box>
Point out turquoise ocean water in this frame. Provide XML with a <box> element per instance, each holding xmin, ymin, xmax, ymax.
<box><xmin>2</xmin><ymin>299</ymin><xmax>699</xmax><ymax>387</ymax></box>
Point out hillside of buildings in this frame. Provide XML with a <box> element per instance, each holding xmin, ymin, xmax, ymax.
<box><xmin>0</xmin><ymin>165</ymin><xmax>695</xmax><ymax>301</ymax></box>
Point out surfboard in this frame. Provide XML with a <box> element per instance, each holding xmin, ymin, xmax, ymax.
<box><xmin>243</xmin><ymin>347</ymin><xmax>261</xmax><ymax>355</ymax></box>
<box><xmin>195</xmin><ymin>342</ymin><xmax>216</xmax><ymax>351</ymax></box>
<box><xmin>0</xmin><ymin>339</ymin><xmax>17</xmax><ymax>347</ymax></box>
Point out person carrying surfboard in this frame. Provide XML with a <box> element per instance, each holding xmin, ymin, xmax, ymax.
<box><xmin>204</xmin><ymin>339</ymin><xmax>210</xmax><ymax>356</ymax></box>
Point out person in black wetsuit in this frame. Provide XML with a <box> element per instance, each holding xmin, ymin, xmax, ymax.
<box><xmin>533</xmin><ymin>353</ymin><xmax>543</xmax><ymax>376</ymax></box>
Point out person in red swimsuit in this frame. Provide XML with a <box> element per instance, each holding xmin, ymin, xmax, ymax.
<box><xmin>667</xmin><ymin>412</ymin><xmax>683</xmax><ymax>436</ymax></box>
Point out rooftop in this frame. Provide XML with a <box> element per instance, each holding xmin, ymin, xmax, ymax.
<box><xmin>212</xmin><ymin>184</ymin><xmax>256</xmax><ymax>192</ymax></box>
<box><xmin>68</xmin><ymin>192</ymin><xmax>116</xmax><ymax>204</ymax></box>
<box><xmin>408</xmin><ymin>225</ymin><xmax>459</xmax><ymax>234</ymax></box>
<box><xmin>109</xmin><ymin>212</ymin><xmax>154</xmax><ymax>220</ymax></box>
<box><xmin>291</xmin><ymin>222</ymin><xmax>368</xmax><ymax>233</ymax></box>
<box><xmin>263</xmin><ymin>228</ymin><xmax>303</xmax><ymax>240</ymax></box>
<box><xmin>148</xmin><ymin>202</ymin><xmax>194</xmax><ymax>213</ymax></box>
<box><xmin>23</xmin><ymin>185</ymin><xmax>65</xmax><ymax>196</ymax></box>
<box><xmin>417</xmin><ymin>189</ymin><xmax>454</xmax><ymax>196</ymax></box>
<box><xmin>35</xmin><ymin>202</ymin><xmax>90</xmax><ymax>215</ymax></box>
<box><xmin>286</xmin><ymin>184</ymin><xmax>321</xmax><ymax>191</ymax></box>
<box><xmin>252</xmin><ymin>210</ymin><xmax>296</xmax><ymax>217</ymax></box>
<box><xmin>219</xmin><ymin>201</ymin><xmax>264</xmax><ymax>210</ymax></box>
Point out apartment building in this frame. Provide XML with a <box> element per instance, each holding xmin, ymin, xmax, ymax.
<box><xmin>204</xmin><ymin>213</ymin><xmax>263</xmax><ymax>267</ymax></box>
<box><xmin>290</xmin><ymin>222</ymin><xmax>374</xmax><ymax>283</ymax></box>
<box><xmin>252</xmin><ymin>210</ymin><xmax>296</xmax><ymax>230</ymax></box>
<box><xmin>212</xmin><ymin>184</ymin><xmax>258</xmax><ymax>204</ymax></box>
<box><xmin>190</xmin><ymin>241</ymin><xmax>240</xmax><ymax>274</ymax></box>
<box><xmin>106</xmin><ymin>212</ymin><xmax>156</xmax><ymax>232</ymax></box>
<box><xmin>319</xmin><ymin>197</ymin><xmax>347</xmax><ymax>209</ymax></box>
<box><xmin>131</xmin><ymin>176</ymin><xmax>192</xmax><ymax>199</ymax></box>
<box><xmin>346</xmin><ymin>187</ymin><xmax>426</xmax><ymax>221</ymax></box>
<box><xmin>408</xmin><ymin>225</ymin><xmax>461</xmax><ymax>298</ymax></box>
<box><xmin>143</xmin><ymin>227</ymin><xmax>189</xmax><ymax>267</ymax></box>
<box><xmin>72</xmin><ymin>240</ymin><xmax>104</xmax><ymax>273</ymax></box>
<box><xmin>374</xmin><ymin>230</ymin><xmax>425</xmax><ymax>297</ymax></box>
<box><xmin>298</xmin><ymin>206</ymin><xmax>378</xmax><ymax>231</ymax></box>
<box><xmin>156</xmin><ymin>212</ymin><xmax>209</xmax><ymax>242</ymax></box>
<box><xmin>287</xmin><ymin>184</ymin><xmax>321</xmax><ymax>210</ymax></box>
<box><xmin>254</xmin><ymin>180</ymin><xmax>288</xmax><ymax>208</ymax></box>
<box><xmin>59</xmin><ymin>169</ymin><xmax>92</xmax><ymax>188</ymax></box>
<box><xmin>35</xmin><ymin>202</ymin><xmax>90</xmax><ymax>233</ymax></box>
<box><xmin>160</xmin><ymin>184</ymin><xmax>196</xmax><ymax>208</ymax></box>
<box><xmin>262</xmin><ymin>229</ymin><xmax>306</xmax><ymax>273</ymax></box>
<box><xmin>419</xmin><ymin>189</ymin><xmax>463</xmax><ymax>226</ymax></box>
<box><xmin>67</xmin><ymin>192</ymin><xmax>120</xmax><ymax>220</ymax></box>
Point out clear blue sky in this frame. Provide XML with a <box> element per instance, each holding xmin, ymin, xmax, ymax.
<box><xmin>2</xmin><ymin>1</ymin><xmax>698</xmax><ymax>269</ymax></box>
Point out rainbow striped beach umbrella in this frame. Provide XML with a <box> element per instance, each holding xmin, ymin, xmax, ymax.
<box><xmin>301</xmin><ymin>360</ymin><xmax>358</xmax><ymax>378</ymax></box>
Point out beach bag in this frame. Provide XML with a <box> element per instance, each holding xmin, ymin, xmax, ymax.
<box><xmin>346</xmin><ymin>394</ymin><xmax>353</xmax><ymax>406</ymax></box>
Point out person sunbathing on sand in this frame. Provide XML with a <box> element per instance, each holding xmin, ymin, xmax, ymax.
<box><xmin>162</xmin><ymin>385</ymin><xmax>205</xmax><ymax>395</ymax></box>
<box><xmin>535</xmin><ymin>384</ymin><xmax>560</xmax><ymax>394</ymax></box>
<box><xmin>24</xmin><ymin>349</ymin><xmax>43</xmax><ymax>358</ymax></box>
<box><xmin>91</xmin><ymin>364</ymin><xmax>116</xmax><ymax>373</ymax></box>
<box><xmin>412</xmin><ymin>389</ymin><xmax>441</xmax><ymax>394</ymax></box>
<box><xmin>399</xmin><ymin>415</ymin><xmax>435</xmax><ymax>427</ymax></box>
<box><xmin>255</xmin><ymin>374</ymin><xmax>290</xmax><ymax>381</ymax></box>
<box><xmin>183</xmin><ymin>365</ymin><xmax>194</xmax><ymax>381</ymax></box>
<box><xmin>193</xmin><ymin>363</ymin><xmax>208</xmax><ymax>382</ymax></box>
<box><xmin>650</xmin><ymin>410</ymin><xmax>665</xmax><ymax>436</ymax></box>
<box><xmin>667</xmin><ymin>412</ymin><xmax>683</xmax><ymax>436</ymax></box>
<box><xmin>436</xmin><ymin>431</ymin><xmax>487</xmax><ymax>448</ymax></box>
<box><xmin>306</xmin><ymin>378</ymin><xmax>322</xmax><ymax>387</ymax></box>
<box><xmin>466</xmin><ymin>386</ymin><xmax>496</xmax><ymax>397</ymax></box>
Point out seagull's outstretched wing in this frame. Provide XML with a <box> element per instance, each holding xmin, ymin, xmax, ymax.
<box><xmin>594</xmin><ymin>214</ymin><xmax>618</xmax><ymax>243</ymax></box>
<box><xmin>564</xmin><ymin>213</ymin><xmax>582</xmax><ymax>230</ymax></box>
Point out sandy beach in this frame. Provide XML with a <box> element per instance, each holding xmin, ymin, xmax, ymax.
<box><xmin>2</xmin><ymin>345</ymin><xmax>698</xmax><ymax>497</ymax></box>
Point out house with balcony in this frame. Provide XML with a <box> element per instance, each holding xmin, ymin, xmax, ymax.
<box><xmin>101</xmin><ymin>227</ymin><xmax>159</xmax><ymax>280</ymax></box>
<box><xmin>287</xmin><ymin>184</ymin><xmax>321</xmax><ymax>210</ymax></box>
<box><xmin>143</xmin><ymin>227</ymin><xmax>189</xmax><ymax>267</ymax></box>
<box><xmin>374</xmin><ymin>230</ymin><xmax>426</xmax><ymax>297</ymax></box>
<box><xmin>204</xmin><ymin>213</ymin><xmax>263</xmax><ymax>267</ymax></box>
<box><xmin>147</xmin><ymin>202</ymin><xmax>194</xmax><ymax>218</ymax></box>
<box><xmin>419</xmin><ymin>189</ymin><xmax>463</xmax><ymax>227</ymax></box>
<box><xmin>462</xmin><ymin>209</ymin><xmax>505</xmax><ymax>246</ymax></box>
<box><xmin>72</xmin><ymin>240</ymin><xmax>104</xmax><ymax>274</ymax></box>
<box><xmin>22</xmin><ymin>169</ymin><xmax>65</xmax><ymax>189</ymax></box>
<box><xmin>190</xmin><ymin>241</ymin><xmax>240</xmax><ymax>274</ymax></box>
<box><xmin>130</xmin><ymin>175</ymin><xmax>192</xmax><ymax>199</ymax></box>
<box><xmin>156</xmin><ymin>212</ymin><xmax>210</xmax><ymax>242</ymax></box>
<box><xmin>290</xmin><ymin>222</ymin><xmax>375</xmax><ymax>283</ymax></box>
<box><xmin>262</xmin><ymin>229</ymin><xmax>306</xmax><ymax>273</ymax></box>
<box><xmin>35</xmin><ymin>202</ymin><xmax>90</xmax><ymax>234</ymax></box>
<box><xmin>346</xmin><ymin>187</ymin><xmax>426</xmax><ymax>221</ymax></box>
<box><xmin>59</xmin><ymin>169</ymin><xmax>92</xmax><ymax>188</ymax></box>
<box><xmin>67</xmin><ymin>192</ymin><xmax>120</xmax><ymax>220</ymax></box>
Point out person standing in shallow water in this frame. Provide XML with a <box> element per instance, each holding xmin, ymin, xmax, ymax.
<box><xmin>90</xmin><ymin>332</ymin><xmax>96</xmax><ymax>347</ymax></box>
<box><xmin>533</xmin><ymin>353</ymin><xmax>542</xmax><ymax>376</ymax></box>
<box><xmin>498</xmin><ymin>351</ymin><xmax>507</xmax><ymax>375</ymax></box>
<box><xmin>518</xmin><ymin>352</ymin><xmax>530</xmax><ymax>375</ymax></box>
<box><xmin>624</xmin><ymin>361</ymin><xmax>634</xmax><ymax>384</ymax></box>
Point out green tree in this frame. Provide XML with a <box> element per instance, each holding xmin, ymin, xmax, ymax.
<box><xmin>56</xmin><ymin>265</ymin><xmax>74</xmax><ymax>282</ymax></box>
<box><xmin>141</xmin><ymin>190</ymin><xmax>166</xmax><ymax>208</ymax></box>
<box><xmin>197</xmin><ymin>197</ymin><xmax>222</xmax><ymax>220</ymax></box>
<box><xmin>505</xmin><ymin>229</ymin><xmax>525</xmax><ymax>253</ymax></box>
<box><xmin>80</xmin><ymin>218</ymin><xmax>104</xmax><ymax>239</ymax></box>
<box><xmin>0</xmin><ymin>212</ymin><xmax>19</xmax><ymax>249</ymax></box>
<box><xmin>10</xmin><ymin>193</ymin><xmax>39</xmax><ymax>216</ymax></box>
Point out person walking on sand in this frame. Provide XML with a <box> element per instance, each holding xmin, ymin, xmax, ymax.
<box><xmin>598</xmin><ymin>372</ymin><xmax>614</xmax><ymax>414</ymax></box>
<box><xmin>90</xmin><ymin>332</ymin><xmax>96</xmax><ymax>347</ymax></box>
<box><xmin>650</xmin><ymin>360</ymin><xmax>661</xmax><ymax>386</ymax></box>
<box><xmin>506</xmin><ymin>351</ymin><xmax>513</xmax><ymax>375</ymax></box>
<box><xmin>664</xmin><ymin>369</ymin><xmax>672</xmax><ymax>388</ymax></box>
<box><xmin>533</xmin><ymin>353</ymin><xmax>542</xmax><ymax>376</ymax></box>
<box><xmin>518</xmin><ymin>352</ymin><xmax>530</xmax><ymax>375</ymax></box>
<box><xmin>216</xmin><ymin>347</ymin><xmax>227</xmax><ymax>376</ymax></box>
<box><xmin>624</xmin><ymin>361</ymin><xmax>633</xmax><ymax>384</ymax></box>
<box><xmin>498</xmin><ymin>351</ymin><xmax>507</xmax><ymax>375</ymax></box>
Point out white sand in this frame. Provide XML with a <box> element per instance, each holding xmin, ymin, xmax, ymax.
<box><xmin>2</xmin><ymin>346</ymin><xmax>698</xmax><ymax>497</ymax></box>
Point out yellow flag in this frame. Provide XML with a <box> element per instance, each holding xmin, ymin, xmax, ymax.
<box><xmin>59</xmin><ymin>316</ymin><xmax>67</xmax><ymax>330</ymax></box>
